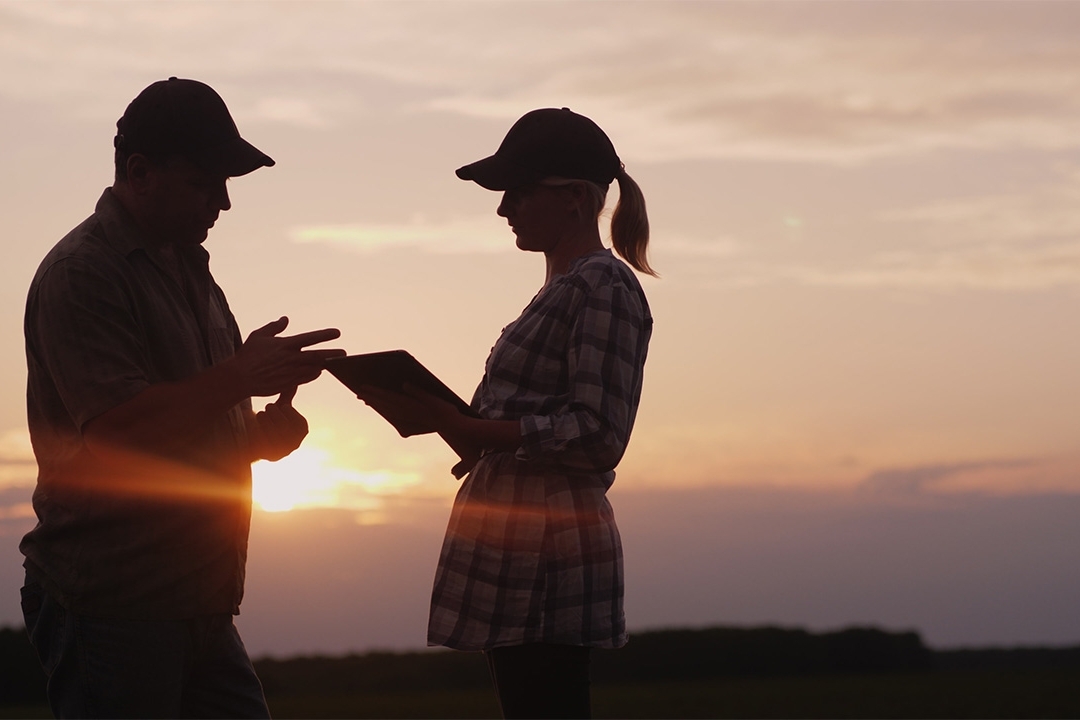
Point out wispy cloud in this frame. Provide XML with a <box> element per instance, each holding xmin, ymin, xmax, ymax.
<box><xmin>0</xmin><ymin>428</ymin><xmax>34</xmax><ymax>490</ymax></box>
<box><xmin>0</xmin><ymin>502</ymin><xmax>33</xmax><ymax>521</ymax></box>
<box><xmin>384</xmin><ymin>3</ymin><xmax>1080</xmax><ymax>163</ymax></box>
<box><xmin>250</xmin><ymin>97</ymin><xmax>330</xmax><ymax>129</ymax></box>
<box><xmin>676</xmin><ymin>165</ymin><xmax>1080</xmax><ymax>291</ymax></box>
<box><xmin>859</xmin><ymin>456</ymin><xmax>1080</xmax><ymax>496</ymax></box>
<box><xmin>6</xmin><ymin>2</ymin><xmax>1080</xmax><ymax>162</ymax></box>
<box><xmin>812</xmin><ymin>170</ymin><xmax>1080</xmax><ymax>290</ymax></box>
<box><xmin>679</xmin><ymin>243</ymin><xmax>1080</xmax><ymax>293</ymax></box>
<box><xmin>791</xmin><ymin>245</ymin><xmax>1080</xmax><ymax>291</ymax></box>
<box><xmin>291</xmin><ymin>215</ymin><xmax>744</xmax><ymax>260</ymax></box>
<box><xmin>290</xmin><ymin>216</ymin><xmax>511</xmax><ymax>255</ymax></box>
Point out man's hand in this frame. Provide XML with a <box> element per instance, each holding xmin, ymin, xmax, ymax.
<box><xmin>231</xmin><ymin>317</ymin><xmax>345</xmax><ymax>398</ymax></box>
<box><xmin>249</xmin><ymin>386</ymin><xmax>308</xmax><ymax>462</ymax></box>
<box><xmin>83</xmin><ymin>317</ymin><xmax>343</xmax><ymax>459</ymax></box>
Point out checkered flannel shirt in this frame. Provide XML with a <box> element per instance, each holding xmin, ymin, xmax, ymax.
<box><xmin>428</xmin><ymin>249</ymin><xmax>652</xmax><ymax>651</ymax></box>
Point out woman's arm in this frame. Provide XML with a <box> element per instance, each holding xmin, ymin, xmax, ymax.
<box><xmin>357</xmin><ymin>278</ymin><xmax>651</xmax><ymax>476</ymax></box>
<box><xmin>514</xmin><ymin>278</ymin><xmax>652</xmax><ymax>473</ymax></box>
<box><xmin>355</xmin><ymin>384</ymin><xmax>521</xmax><ymax>477</ymax></box>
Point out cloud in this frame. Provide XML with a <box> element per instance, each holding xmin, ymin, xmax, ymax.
<box><xmin>676</xmin><ymin>165</ymin><xmax>1080</xmax><ymax>291</ymax></box>
<box><xmin>658</xmin><ymin>235</ymin><xmax>743</xmax><ymax>261</ymax></box>
<box><xmin>820</xmin><ymin>170</ymin><xmax>1080</xmax><ymax>290</ymax></box>
<box><xmin>252</xmin><ymin>445</ymin><xmax>421</xmax><ymax>519</ymax></box>
<box><xmin>859</xmin><ymin>456</ymin><xmax>1080</xmax><ymax>496</ymax></box>
<box><xmin>0</xmin><ymin>428</ymin><xmax>34</xmax><ymax>491</ymax></box>
<box><xmin>249</xmin><ymin>97</ymin><xmax>330</xmax><ymax>129</ymax></box>
<box><xmin>415</xmin><ymin>3</ymin><xmax>1080</xmax><ymax>163</ymax></box>
<box><xmin>0</xmin><ymin>503</ymin><xmax>33</xmax><ymax>521</ymax></box>
<box><xmin>679</xmin><ymin>245</ymin><xmax>1080</xmax><ymax>292</ymax></box>
<box><xmin>6</xmin><ymin>2</ymin><xmax>1080</xmax><ymax>163</ymax></box>
<box><xmin>795</xmin><ymin>246</ymin><xmax>1080</xmax><ymax>291</ymax></box>
<box><xmin>290</xmin><ymin>216</ymin><xmax>512</xmax><ymax>254</ymax></box>
<box><xmin>292</xmin><ymin>215</ymin><xmax>743</xmax><ymax>260</ymax></box>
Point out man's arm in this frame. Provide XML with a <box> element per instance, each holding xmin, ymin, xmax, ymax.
<box><xmin>83</xmin><ymin>317</ymin><xmax>342</xmax><ymax>457</ymax></box>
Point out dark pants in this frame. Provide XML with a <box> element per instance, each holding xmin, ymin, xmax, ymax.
<box><xmin>20</xmin><ymin>576</ymin><xmax>270</xmax><ymax>719</ymax></box>
<box><xmin>485</xmin><ymin>644</ymin><xmax>591</xmax><ymax>719</ymax></box>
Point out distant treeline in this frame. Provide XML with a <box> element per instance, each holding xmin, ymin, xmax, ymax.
<box><xmin>0</xmin><ymin>626</ymin><xmax>44</xmax><ymax>705</ymax></box>
<box><xmin>3</xmin><ymin>624</ymin><xmax>1080</xmax><ymax>705</ymax></box>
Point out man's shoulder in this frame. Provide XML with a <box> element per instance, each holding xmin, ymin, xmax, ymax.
<box><xmin>32</xmin><ymin>211</ymin><xmax>123</xmax><ymax>286</ymax></box>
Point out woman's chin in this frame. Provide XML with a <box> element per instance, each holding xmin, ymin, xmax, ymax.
<box><xmin>515</xmin><ymin>235</ymin><xmax>544</xmax><ymax>253</ymax></box>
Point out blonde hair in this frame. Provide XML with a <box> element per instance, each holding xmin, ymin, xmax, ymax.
<box><xmin>543</xmin><ymin>170</ymin><xmax>657</xmax><ymax>277</ymax></box>
<box><xmin>610</xmin><ymin>168</ymin><xmax>655</xmax><ymax>277</ymax></box>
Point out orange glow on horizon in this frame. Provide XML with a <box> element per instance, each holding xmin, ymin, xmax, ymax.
<box><xmin>252</xmin><ymin>444</ymin><xmax>421</xmax><ymax>514</ymax></box>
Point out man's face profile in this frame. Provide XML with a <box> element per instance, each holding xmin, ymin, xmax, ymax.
<box><xmin>129</xmin><ymin>154</ymin><xmax>232</xmax><ymax>246</ymax></box>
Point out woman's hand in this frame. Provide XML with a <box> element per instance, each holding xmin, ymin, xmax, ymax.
<box><xmin>355</xmin><ymin>383</ymin><xmax>459</xmax><ymax>437</ymax></box>
<box><xmin>357</xmin><ymin>384</ymin><xmax>488</xmax><ymax>477</ymax></box>
<box><xmin>357</xmin><ymin>384</ymin><xmax>523</xmax><ymax>480</ymax></box>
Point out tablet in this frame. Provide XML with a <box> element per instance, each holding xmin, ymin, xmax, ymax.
<box><xmin>325</xmin><ymin>350</ymin><xmax>478</xmax><ymax>420</ymax></box>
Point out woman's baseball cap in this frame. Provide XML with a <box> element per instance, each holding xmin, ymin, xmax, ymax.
<box><xmin>114</xmin><ymin>77</ymin><xmax>274</xmax><ymax>177</ymax></box>
<box><xmin>456</xmin><ymin>108</ymin><xmax>621</xmax><ymax>191</ymax></box>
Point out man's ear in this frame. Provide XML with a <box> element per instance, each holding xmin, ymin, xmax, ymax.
<box><xmin>124</xmin><ymin>154</ymin><xmax>153</xmax><ymax>194</ymax></box>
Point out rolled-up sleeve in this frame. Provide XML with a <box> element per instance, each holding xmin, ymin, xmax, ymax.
<box><xmin>517</xmin><ymin>279</ymin><xmax>650</xmax><ymax>472</ymax></box>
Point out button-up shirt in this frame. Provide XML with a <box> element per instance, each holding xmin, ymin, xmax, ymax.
<box><xmin>428</xmin><ymin>249</ymin><xmax>652</xmax><ymax>650</ymax></box>
<box><xmin>20</xmin><ymin>188</ymin><xmax>253</xmax><ymax>619</ymax></box>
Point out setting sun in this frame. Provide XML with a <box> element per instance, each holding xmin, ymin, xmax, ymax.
<box><xmin>2</xmin><ymin>0</ymin><xmax>1080</xmax><ymax>664</ymax></box>
<box><xmin>251</xmin><ymin>445</ymin><xmax>420</xmax><ymax>514</ymax></box>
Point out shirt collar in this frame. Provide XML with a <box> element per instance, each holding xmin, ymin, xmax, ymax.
<box><xmin>93</xmin><ymin>187</ymin><xmax>210</xmax><ymax>266</ymax></box>
<box><xmin>567</xmin><ymin>248</ymin><xmax>612</xmax><ymax>273</ymax></box>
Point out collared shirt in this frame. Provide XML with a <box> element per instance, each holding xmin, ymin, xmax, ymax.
<box><xmin>428</xmin><ymin>249</ymin><xmax>652</xmax><ymax>651</ymax></box>
<box><xmin>20</xmin><ymin>188</ymin><xmax>253</xmax><ymax>620</ymax></box>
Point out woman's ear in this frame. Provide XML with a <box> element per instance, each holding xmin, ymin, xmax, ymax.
<box><xmin>566</xmin><ymin>181</ymin><xmax>589</xmax><ymax>217</ymax></box>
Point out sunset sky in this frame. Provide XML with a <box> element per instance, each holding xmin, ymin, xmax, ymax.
<box><xmin>1</xmin><ymin>0</ymin><xmax>1078</xmax><ymax>657</ymax></box>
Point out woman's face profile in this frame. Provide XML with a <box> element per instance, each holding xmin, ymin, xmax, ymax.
<box><xmin>497</xmin><ymin>183</ymin><xmax>573</xmax><ymax>253</ymax></box>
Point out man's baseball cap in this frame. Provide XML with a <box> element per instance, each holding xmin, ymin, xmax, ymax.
<box><xmin>114</xmin><ymin>77</ymin><xmax>274</xmax><ymax>177</ymax></box>
<box><xmin>456</xmin><ymin>108</ymin><xmax>620</xmax><ymax>191</ymax></box>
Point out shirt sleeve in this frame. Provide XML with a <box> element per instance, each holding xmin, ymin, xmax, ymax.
<box><xmin>27</xmin><ymin>257</ymin><xmax>151</xmax><ymax>430</ymax></box>
<box><xmin>516</xmin><ymin>279</ymin><xmax>650</xmax><ymax>472</ymax></box>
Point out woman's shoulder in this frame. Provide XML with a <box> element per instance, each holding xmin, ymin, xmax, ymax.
<box><xmin>562</xmin><ymin>250</ymin><xmax>652</xmax><ymax>324</ymax></box>
<box><xmin>569</xmin><ymin>249</ymin><xmax>646</xmax><ymax>294</ymax></box>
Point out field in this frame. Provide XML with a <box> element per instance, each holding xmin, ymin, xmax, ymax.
<box><xmin>4</xmin><ymin>626</ymin><xmax>1080</xmax><ymax>718</ymax></box>
<box><xmin>255</xmin><ymin>670</ymin><xmax>1080</xmax><ymax>719</ymax></box>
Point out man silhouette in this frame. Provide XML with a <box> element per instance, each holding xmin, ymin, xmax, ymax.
<box><xmin>18</xmin><ymin>77</ymin><xmax>344</xmax><ymax>718</ymax></box>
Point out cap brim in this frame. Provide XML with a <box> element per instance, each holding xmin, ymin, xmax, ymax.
<box><xmin>197</xmin><ymin>137</ymin><xmax>275</xmax><ymax>178</ymax></box>
<box><xmin>456</xmin><ymin>154</ymin><xmax>536</xmax><ymax>191</ymax></box>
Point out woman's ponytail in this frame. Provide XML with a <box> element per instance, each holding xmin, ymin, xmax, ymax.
<box><xmin>610</xmin><ymin>168</ymin><xmax>657</xmax><ymax>277</ymax></box>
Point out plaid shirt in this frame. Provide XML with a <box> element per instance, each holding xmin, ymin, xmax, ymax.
<box><xmin>428</xmin><ymin>249</ymin><xmax>652</xmax><ymax>651</ymax></box>
<box><xmin>22</xmin><ymin>189</ymin><xmax>253</xmax><ymax>619</ymax></box>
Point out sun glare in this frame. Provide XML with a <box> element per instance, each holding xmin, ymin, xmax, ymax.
<box><xmin>251</xmin><ymin>446</ymin><xmax>420</xmax><ymax>513</ymax></box>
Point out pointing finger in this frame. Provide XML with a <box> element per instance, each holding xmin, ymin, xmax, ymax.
<box><xmin>282</xmin><ymin>328</ymin><xmax>342</xmax><ymax>349</ymax></box>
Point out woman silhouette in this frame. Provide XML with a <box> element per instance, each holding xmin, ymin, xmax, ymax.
<box><xmin>359</xmin><ymin>108</ymin><xmax>654</xmax><ymax>719</ymax></box>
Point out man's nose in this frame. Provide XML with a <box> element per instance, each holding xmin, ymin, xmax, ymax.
<box><xmin>497</xmin><ymin>192</ymin><xmax>510</xmax><ymax>218</ymax></box>
<box><xmin>215</xmin><ymin>181</ymin><xmax>232</xmax><ymax>212</ymax></box>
